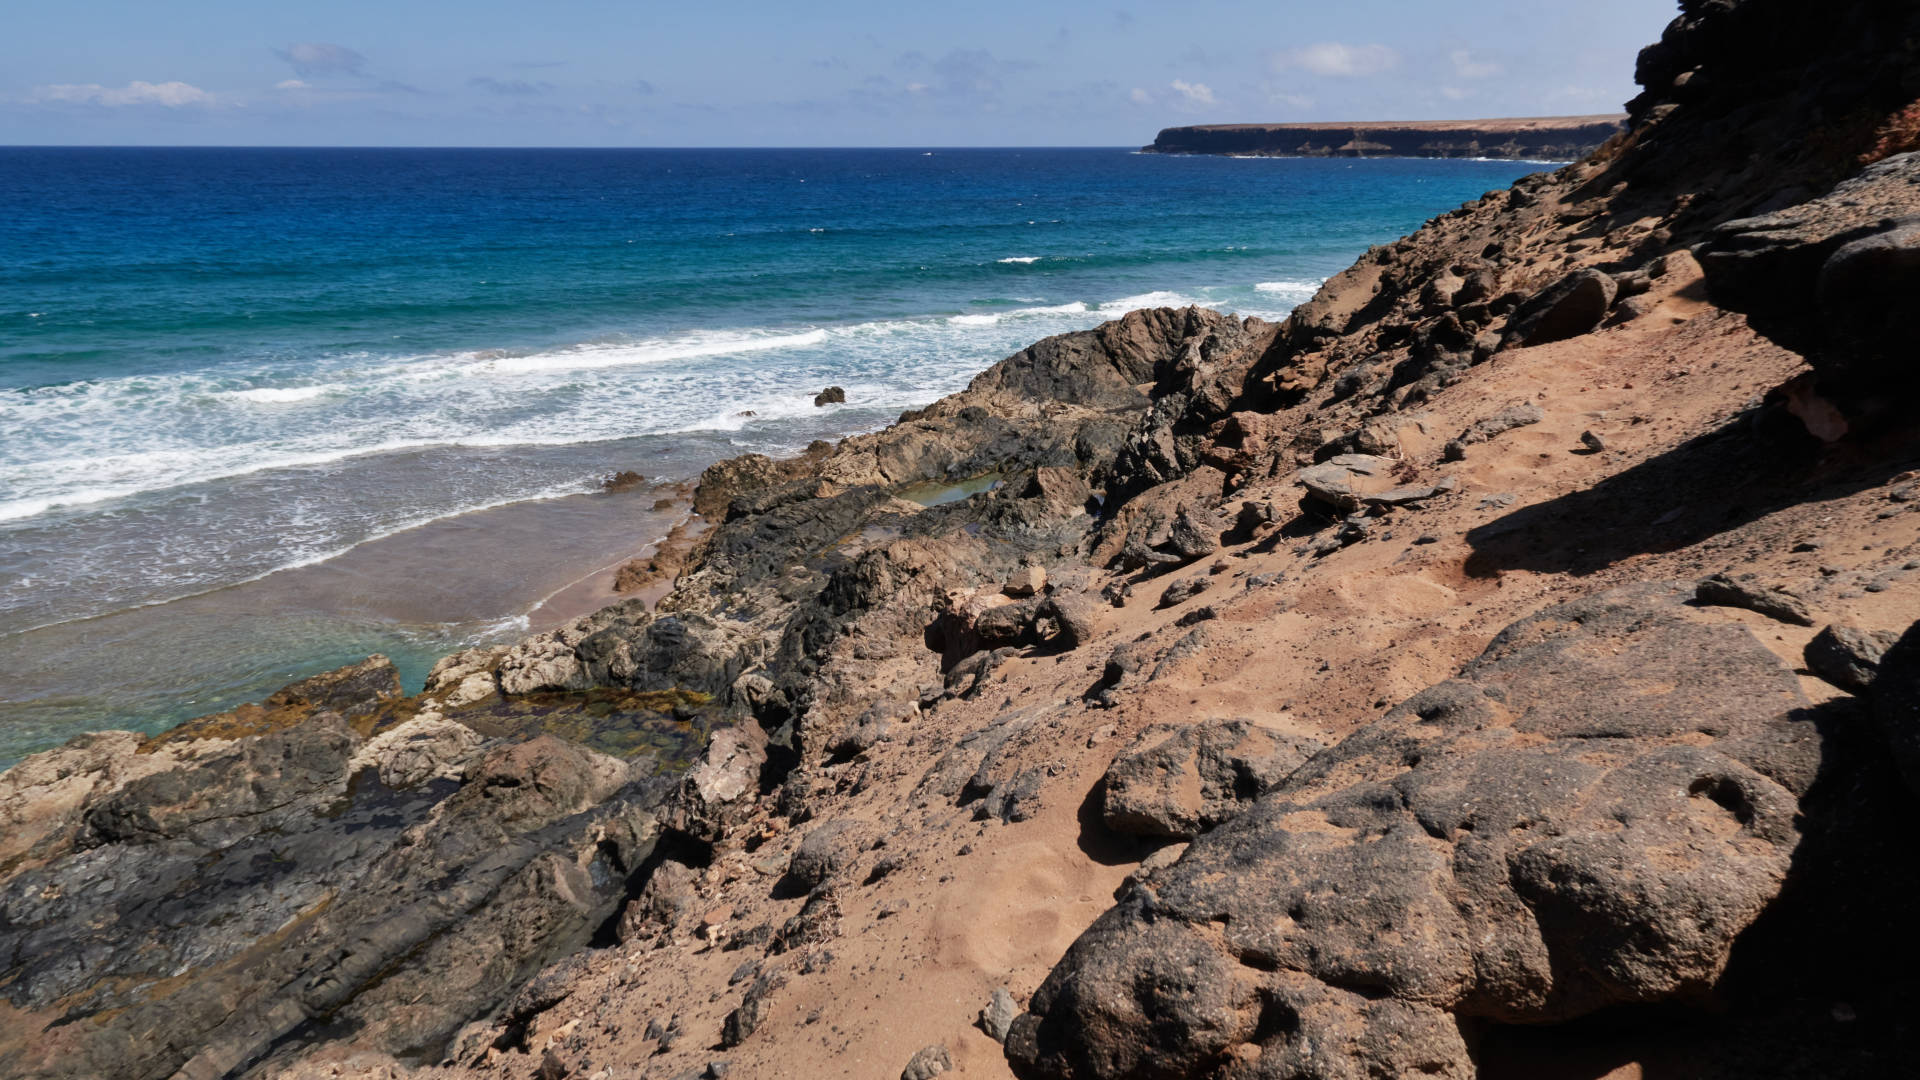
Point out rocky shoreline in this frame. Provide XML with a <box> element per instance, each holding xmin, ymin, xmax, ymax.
<box><xmin>7</xmin><ymin>2</ymin><xmax>1920</xmax><ymax>1078</ymax></box>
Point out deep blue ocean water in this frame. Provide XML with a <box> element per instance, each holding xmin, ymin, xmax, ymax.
<box><xmin>0</xmin><ymin>146</ymin><xmax>1543</xmax><ymax>763</ymax></box>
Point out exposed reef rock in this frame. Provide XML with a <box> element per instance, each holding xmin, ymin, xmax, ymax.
<box><xmin>1145</xmin><ymin>116</ymin><xmax>1626</xmax><ymax>159</ymax></box>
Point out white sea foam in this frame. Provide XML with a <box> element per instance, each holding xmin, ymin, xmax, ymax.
<box><xmin>472</xmin><ymin>328</ymin><xmax>830</xmax><ymax>375</ymax></box>
<box><xmin>997</xmin><ymin>256</ymin><xmax>1042</xmax><ymax>264</ymax></box>
<box><xmin>1255</xmin><ymin>279</ymin><xmax>1325</xmax><ymax>295</ymax></box>
<box><xmin>224</xmin><ymin>385</ymin><xmax>331</xmax><ymax>404</ymax></box>
<box><xmin>0</xmin><ymin>285</ymin><xmax>1310</xmax><ymax>530</ymax></box>
<box><xmin>1097</xmin><ymin>290</ymin><xmax>1204</xmax><ymax>314</ymax></box>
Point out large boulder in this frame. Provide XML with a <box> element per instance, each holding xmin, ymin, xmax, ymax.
<box><xmin>1009</xmin><ymin>584</ymin><xmax>1818</xmax><ymax>1080</ymax></box>
<box><xmin>1502</xmin><ymin>269</ymin><xmax>1617</xmax><ymax>348</ymax></box>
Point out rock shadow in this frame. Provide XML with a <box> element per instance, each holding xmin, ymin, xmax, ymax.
<box><xmin>1464</xmin><ymin>412</ymin><xmax>1913</xmax><ymax>578</ymax></box>
<box><xmin>1072</xmin><ymin>776</ymin><xmax>1168</xmax><ymax>869</ymax></box>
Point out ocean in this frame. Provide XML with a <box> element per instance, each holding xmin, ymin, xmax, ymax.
<box><xmin>0</xmin><ymin>146</ymin><xmax>1542</xmax><ymax>765</ymax></box>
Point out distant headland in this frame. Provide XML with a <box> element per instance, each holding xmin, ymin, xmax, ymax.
<box><xmin>1143</xmin><ymin>113</ymin><xmax>1627</xmax><ymax>159</ymax></box>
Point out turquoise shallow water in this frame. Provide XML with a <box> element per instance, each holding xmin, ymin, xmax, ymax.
<box><xmin>0</xmin><ymin>147</ymin><xmax>1542</xmax><ymax>764</ymax></box>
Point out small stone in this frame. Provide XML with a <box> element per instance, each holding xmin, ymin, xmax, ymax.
<box><xmin>1579</xmin><ymin>430</ymin><xmax>1607</xmax><ymax>452</ymax></box>
<box><xmin>1695</xmin><ymin>573</ymin><xmax>1815</xmax><ymax>626</ymax></box>
<box><xmin>1167</xmin><ymin>506</ymin><xmax>1222</xmax><ymax>561</ymax></box>
<box><xmin>813</xmin><ymin>386</ymin><xmax>846</xmax><ymax>406</ymax></box>
<box><xmin>1157</xmin><ymin>576</ymin><xmax>1212</xmax><ymax>609</ymax></box>
<box><xmin>1004</xmin><ymin>566</ymin><xmax>1046</xmax><ymax>598</ymax></box>
<box><xmin>979</xmin><ymin>988</ymin><xmax>1018</xmax><ymax>1042</ymax></box>
<box><xmin>901</xmin><ymin>1044</ymin><xmax>953</xmax><ymax>1080</ymax></box>
<box><xmin>1413</xmin><ymin>534</ymin><xmax>1440</xmax><ymax>545</ymax></box>
<box><xmin>1174</xmin><ymin>605</ymin><xmax>1218</xmax><ymax>628</ymax></box>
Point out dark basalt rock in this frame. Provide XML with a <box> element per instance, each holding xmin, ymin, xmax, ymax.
<box><xmin>1869</xmin><ymin>620</ymin><xmax>1920</xmax><ymax>797</ymax></box>
<box><xmin>0</xmin><ymin>722</ymin><xmax>659</xmax><ymax>1080</ymax></box>
<box><xmin>1702</xmin><ymin>154</ymin><xmax>1920</xmax><ymax>428</ymax></box>
<box><xmin>1502</xmin><ymin>269</ymin><xmax>1617</xmax><ymax>348</ymax></box>
<box><xmin>1805</xmin><ymin>623</ymin><xmax>1900</xmax><ymax>694</ymax></box>
<box><xmin>1009</xmin><ymin>584</ymin><xmax>1818</xmax><ymax>1080</ymax></box>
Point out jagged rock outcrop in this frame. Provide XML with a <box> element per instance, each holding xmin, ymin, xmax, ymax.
<box><xmin>1009</xmin><ymin>585</ymin><xmax>1821</xmax><ymax>1079</ymax></box>
<box><xmin>1702</xmin><ymin>152</ymin><xmax>1920</xmax><ymax>429</ymax></box>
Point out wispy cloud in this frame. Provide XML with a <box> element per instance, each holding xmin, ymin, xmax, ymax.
<box><xmin>30</xmin><ymin>81</ymin><xmax>216</xmax><ymax>107</ymax></box>
<box><xmin>1272</xmin><ymin>42</ymin><xmax>1399</xmax><ymax>78</ymax></box>
<box><xmin>275</xmin><ymin>42</ymin><xmax>367</xmax><ymax>78</ymax></box>
<box><xmin>1129</xmin><ymin>87</ymin><xmax>1153</xmax><ymax>105</ymax></box>
<box><xmin>1450</xmin><ymin>50</ymin><xmax>1501</xmax><ymax>80</ymax></box>
<box><xmin>470</xmin><ymin>76</ymin><xmax>554</xmax><ymax>96</ymax></box>
<box><xmin>893</xmin><ymin>49</ymin><xmax>1036</xmax><ymax>100</ymax></box>
<box><xmin>1169</xmin><ymin>79</ymin><xmax>1217</xmax><ymax>107</ymax></box>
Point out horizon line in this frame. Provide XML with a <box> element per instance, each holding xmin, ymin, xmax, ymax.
<box><xmin>0</xmin><ymin>143</ymin><xmax>1146</xmax><ymax>151</ymax></box>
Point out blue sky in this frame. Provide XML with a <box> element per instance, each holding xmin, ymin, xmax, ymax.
<box><xmin>1</xmin><ymin>1</ymin><xmax>1679</xmax><ymax>146</ymax></box>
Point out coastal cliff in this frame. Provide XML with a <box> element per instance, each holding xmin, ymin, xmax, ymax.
<box><xmin>6</xmin><ymin>1</ymin><xmax>1920</xmax><ymax>1078</ymax></box>
<box><xmin>1143</xmin><ymin>115</ymin><xmax>1626</xmax><ymax>159</ymax></box>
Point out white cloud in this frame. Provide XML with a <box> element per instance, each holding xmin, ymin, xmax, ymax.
<box><xmin>1129</xmin><ymin>87</ymin><xmax>1153</xmax><ymax>105</ymax></box>
<box><xmin>275</xmin><ymin>79</ymin><xmax>311</xmax><ymax>90</ymax></box>
<box><xmin>1169</xmin><ymin>79</ymin><xmax>1216</xmax><ymax>106</ymax></box>
<box><xmin>906</xmin><ymin>82</ymin><xmax>929</xmax><ymax>94</ymax></box>
<box><xmin>1440</xmin><ymin>86</ymin><xmax>1471</xmax><ymax>101</ymax></box>
<box><xmin>1273</xmin><ymin>42</ymin><xmax>1399</xmax><ymax>78</ymax></box>
<box><xmin>1449</xmin><ymin>50</ymin><xmax>1501</xmax><ymax>80</ymax></box>
<box><xmin>276</xmin><ymin>42</ymin><xmax>367</xmax><ymax>78</ymax></box>
<box><xmin>31</xmin><ymin>81</ymin><xmax>215</xmax><ymax>107</ymax></box>
<box><xmin>1268</xmin><ymin>91</ymin><xmax>1315</xmax><ymax>109</ymax></box>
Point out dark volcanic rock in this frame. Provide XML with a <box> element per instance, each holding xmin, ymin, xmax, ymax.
<box><xmin>785</xmin><ymin>818</ymin><xmax>872</xmax><ymax>891</ymax></box>
<box><xmin>1165</xmin><ymin>505</ymin><xmax>1221</xmax><ymax>561</ymax></box>
<box><xmin>1805</xmin><ymin>624</ymin><xmax>1900</xmax><ymax>694</ymax></box>
<box><xmin>0</xmin><ymin>726</ymin><xmax>657</xmax><ymax>1080</ymax></box>
<box><xmin>1010</xmin><ymin>584</ymin><xmax>1816</xmax><ymax>1080</ymax></box>
<box><xmin>1100</xmin><ymin>719</ymin><xmax>1323</xmax><ymax>839</ymax></box>
<box><xmin>814</xmin><ymin>386</ymin><xmax>847</xmax><ymax>406</ymax></box>
<box><xmin>1503</xmin><ymin>269</ymin><xmax>1617</xmax><ymax>348</ymax></box>
<box><xmin>1702</xmin><ymin>154</ymin><xmax>1920</xmax><ymax>428</ymax></box>
<box><xmin>1695</xmin><ymin>573</ymin><xmax>1816</xmax><ymax>626</ymax></box>
<box><xmin>1870</xmin><ymin>620</ymin><xmax>1920</xmax><ymax>796</ymax></box>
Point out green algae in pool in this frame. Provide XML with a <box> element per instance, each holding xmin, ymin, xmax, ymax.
<box><xmin>452</xmin><ymin>688</ymin><xmax>712</xmax><ymax>766</ymax></box>
<box><xmin>899</xmin><ymin>472</ymin><xmax>1004</xmax><ymax>507</ymax></box>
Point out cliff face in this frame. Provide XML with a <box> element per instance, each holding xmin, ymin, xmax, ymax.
<box><xmin>1144</xmin><ymin>116</ymin><xmax>1626</xmax><ymax>159</ymax></box>
<box><xmin>4</xmin><ymin>2</ymin><xmax>1920</xmax><ymax>1079</ymax></box>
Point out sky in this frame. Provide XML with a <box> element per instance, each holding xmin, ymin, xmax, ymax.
<box><xmin>0</xmin><ymin>1</ymin><xmax>1680</xmax><ymax>147</ymax></box>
